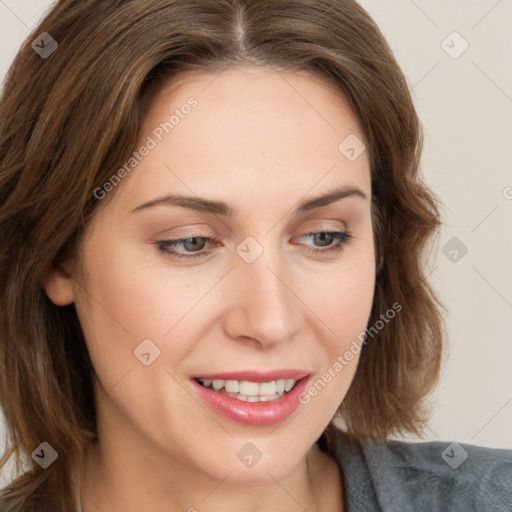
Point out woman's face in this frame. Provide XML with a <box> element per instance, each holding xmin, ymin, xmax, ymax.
<box><xmin>48</xmin><ymin>67</ymin><xmax>375</xmax><ymax>483</ymax></box>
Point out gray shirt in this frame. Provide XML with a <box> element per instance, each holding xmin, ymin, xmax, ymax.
<box><xmin>329</xmin><ymin>432</ymin><xmax>512</xmax><ymax>511</ymax></box>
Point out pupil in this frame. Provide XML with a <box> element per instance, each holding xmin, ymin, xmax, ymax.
<box><xmin>185</xmin><ymin>237</ymin><xmax>205</xmax><ymax>251</ymax></box>
<box><xmin>315</xmin><ymin>233</ymin><xmax>333</xmax><ymax>247</ymax></box>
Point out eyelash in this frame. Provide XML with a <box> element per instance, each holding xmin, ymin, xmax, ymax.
<box><xmin>156</xmin><ymin>230</ymin><xmax>353</xmax><ymax>260</ymax></box>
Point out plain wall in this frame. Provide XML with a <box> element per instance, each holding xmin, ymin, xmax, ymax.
<box><xmin>0</xmin><ymin>1</ymin><xmax>510</xmax><ymax>480</ymax></box>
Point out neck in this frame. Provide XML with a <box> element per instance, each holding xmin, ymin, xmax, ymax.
<box><xmin>81</xmin><ymin>434</ymin><xmax>343</xmax><ymax>512</ymax></box>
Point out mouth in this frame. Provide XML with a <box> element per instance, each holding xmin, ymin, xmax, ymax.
<box><xmin>190</xmin><ymin>370</ymin><xmax>311</xmax><ymax>426</ymax></box>
<box><xmin>194</xmin><ymin>377</ymin><xmax>299</xmax><ymax>402</ymax></box>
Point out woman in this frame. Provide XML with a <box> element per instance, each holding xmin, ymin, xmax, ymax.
<box><xmin>0</xmin><ymin>1</ymin><xmax>510</xmax><ymax>511</ymax></box>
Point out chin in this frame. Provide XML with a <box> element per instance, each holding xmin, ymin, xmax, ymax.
<box><xmin>188</xmin><ymin>438</ymin><xmax>308</xmax><ymax>484</ymax></box>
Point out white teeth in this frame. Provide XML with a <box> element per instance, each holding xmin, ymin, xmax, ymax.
<box><xmin>223</xmin><ymin>391</ymin><xmax>285</xmax><ymax>402</ymax></box>
<box><xmin>284</xmin><ymin>379</ymin><xmax>295</xmax><ymax>392</ymax></box>
<box><xmin>258</xmin><ymin>381</ymin><xmax>276</xmax><ymax>395</ymax></box>
<box><xmin>197</xmin><ymin>377</ymin><xmax>298</xmax><ymax>399</ymax></box>
<box><xmin>224</xmin><ymin>380</ymin><xmax>240</xmax><ymax>393</ymax></box>
<box><xmin>239</xmin><ymin>381</ymin><xmax>260</xmax><ymax>396</ymax></box>
<box><xmin>212</xmin><ymin>379</ymin><xmax>224</xmax><ymax>391</ymax></box>
<box><xmin>259</xmin><ymin>395</ymin><xmax>278</xmax><ymax>402</ymax></box>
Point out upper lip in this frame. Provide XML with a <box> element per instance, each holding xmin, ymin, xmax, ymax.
<box><xmin>191</xmin><ymin>369</ymin><xmax>310</xmax><ymax>382</ymax></box>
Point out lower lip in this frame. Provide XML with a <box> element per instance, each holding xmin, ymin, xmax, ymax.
<box><xmin>191</xmin><ymin>376</ymin><xmax>311</xmax><ymax>427</ymax></box>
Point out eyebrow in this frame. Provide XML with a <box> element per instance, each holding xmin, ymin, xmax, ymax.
<box><xmin>130</xmin><ymin>185</ymin><xmax>368</xmax><ymax>216</ymax></box>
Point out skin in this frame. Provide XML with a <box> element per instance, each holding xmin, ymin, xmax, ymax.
<box><xmin>43</xmin><ymin>67</ymin><xmax>376</xmax><ymax>512</ymax></box>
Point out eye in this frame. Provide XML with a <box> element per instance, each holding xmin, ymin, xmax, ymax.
<box><xmin>156</xmin><ymin>236</ymin><xmax>215</xmax><ymax>259</ymax></box>
<box><xmin>155</xmin><ymin>230</ymin><xmax>353</xmax><ymax>261</ymax></box>
<box><xmin>296</xmin><ymin>231</ymin><xmax>353</xmax><ymax>255</ymax></box>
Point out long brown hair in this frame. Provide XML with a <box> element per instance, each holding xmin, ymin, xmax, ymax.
<box><xmin>0</xmin><ymin>0</ymin><xmax>445</xmax><ymax>510</ymax></box>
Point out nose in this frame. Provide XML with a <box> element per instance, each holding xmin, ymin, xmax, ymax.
<box><xmin>222</xmin><ymin>246</ymin><xmax>305</xmax><ymax>348</ymax></box>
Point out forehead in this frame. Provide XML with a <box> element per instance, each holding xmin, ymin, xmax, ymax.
<box><xmin>113</xmin><ymin>66</ymin><xmax>371</xmax><ymax>213</ymax></box>
<box><xmin>146</xmin><ymin>66</ymin><xmax>364</xmax><ymax>146</ymax></box>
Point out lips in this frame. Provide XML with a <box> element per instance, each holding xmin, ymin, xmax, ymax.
<box><xmin>189</xmin><ymin>370</ymin><xmax>311</xmax><ymax>426</ymax></box>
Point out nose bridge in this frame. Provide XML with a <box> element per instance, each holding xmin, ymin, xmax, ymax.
<box><xmin>224</xmin><ymin>241</ymin><xmax>303</xmax><ymax>345</ymax></box>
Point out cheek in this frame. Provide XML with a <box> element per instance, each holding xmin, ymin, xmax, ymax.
<box><xmin>75</xmin><ymin>238</ymin><xmax>214</xmax><ymax>340</ymax></box>
<box><xmin>302</xmin><ymin>242</ymin><xmax>376</xmax><ymax>351</ymax></box>
<box><xmin>284</xmin><ymin>238</ymin><xmax>375</xmax><ymax>401</ymax></box>
<box><xmin>72</xmin><ymin>240</ymin><xmax>214</xmax><ymax>394</ymax></box>
<box><xmin>307</xmin><ymin>270</ymin><xmax>374</xmax><ymax>389</ymax></box>
<box><xmin>74</xmin><ymin>221</ymin><xmax>375</xmax><ymax>390</ymax></box>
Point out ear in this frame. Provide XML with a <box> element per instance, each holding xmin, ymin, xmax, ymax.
<box><xmin>41</xmin><ymin>260</ymin><xmax>76</xmax><ymax>305</ymax></box>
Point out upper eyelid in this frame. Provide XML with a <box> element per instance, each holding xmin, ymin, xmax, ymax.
<box><xmin>163</xmin><ymin>229</ymin><xmax>348</xmax><ymax>242</ymax></box>
<box><xmin>155</xmin><ymin>219</ymin><xmax>348</xmax><ymax>238</ymax></box>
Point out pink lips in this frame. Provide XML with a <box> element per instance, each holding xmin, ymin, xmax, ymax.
<box><xmin>190</xmin><ymin>370</ymin><xmax>311</xmax><ymax>427</ymax></box>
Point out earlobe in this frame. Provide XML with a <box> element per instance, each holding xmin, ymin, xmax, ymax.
<box><xmin>41</xmin><ymin>261</ymin><xmax>76</xmax><ymax>306</ymax></box>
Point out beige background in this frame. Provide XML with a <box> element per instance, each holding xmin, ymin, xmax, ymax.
<box><xmin>0</xmin><ymin>0</ymin><xmax>510</xmax><ymax>469</ymax></box>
